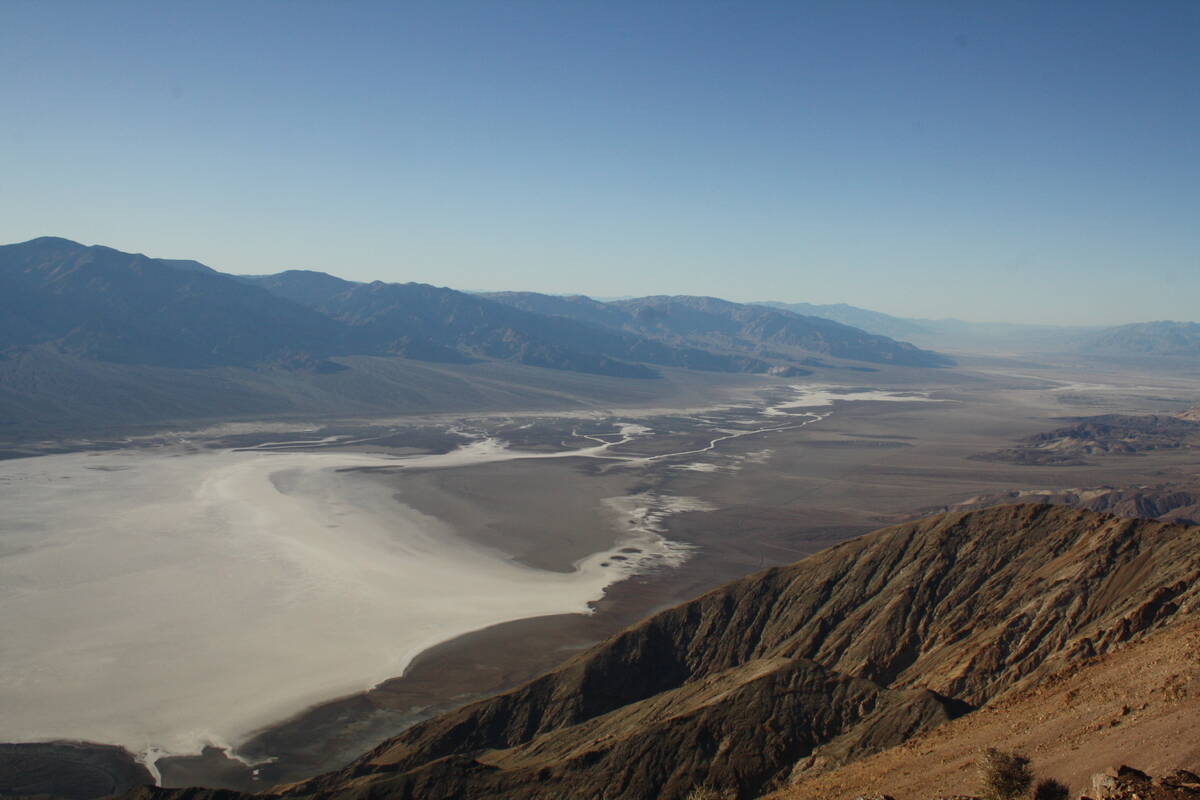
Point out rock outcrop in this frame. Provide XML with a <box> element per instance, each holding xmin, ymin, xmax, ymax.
<box><xmin>946</xmin><ymin>483</ymin><xmax>1200</xmax><ymax>526</ymax></box>
<box><xmin>975</xmin><ymin>415</ymin><xmax>1200</xmax><ymax>466</ymax></box>
<box><xmin>1088</xmin><ymin>767</ymin><xmax>1200</xmax><ymax>800</ymax></box>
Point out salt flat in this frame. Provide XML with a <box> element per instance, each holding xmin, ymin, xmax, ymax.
<box><xmin>763</xmin><ymin>386</ymin><xmax>946</xmax><ymax>416</ymax></box>
<box><xmin>0</xmin><ymin>384</ymin><xmax>972</xmax><ymax>783</ymax></box>
<box><xmin>0</xmin><ymin>443</ymin><xmax>667</xmax><ymax>774</ymax></box>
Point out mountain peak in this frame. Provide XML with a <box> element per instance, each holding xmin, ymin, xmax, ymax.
<box><xmin>19</xmin><ymin>235</ymin><xmax>86</xmax><ymax>248</ymax></box>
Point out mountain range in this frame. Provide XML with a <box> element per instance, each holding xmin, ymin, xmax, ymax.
<box><xmin>0</xmin><ymin>238</ymin><xmax>953</xmax><ymax>433</ymax></box>
<box><xmin>0</xmin><ymin>237</ymin><xmax>951</xmax><ymax>378</ymax></box>
<box><xmin>6</xmin><ymin>236</ymin><xmax>1192</xmax><ymax>403</ymax></box>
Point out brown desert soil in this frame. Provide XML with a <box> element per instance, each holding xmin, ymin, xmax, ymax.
<box><xmin>772</xmin><ymin>617</ymin><xmax>1200</xmax><ymax>800</ymax></box>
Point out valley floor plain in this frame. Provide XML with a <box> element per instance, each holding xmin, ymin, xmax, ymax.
<box><xmin>3</xmin><ymin>354</ymin><xmax>1200</xmax><ymax>789</ymax></box>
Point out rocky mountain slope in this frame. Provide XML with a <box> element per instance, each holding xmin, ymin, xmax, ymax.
<box><xmin>128</xmin><ymin>504</ymin><xmax>1200</xmax><ymax>800</ymax></box>
<box><xmin>770</xmin><ymin>618</ymin><xmax>1200</xmax><ymax>800</ymax></box>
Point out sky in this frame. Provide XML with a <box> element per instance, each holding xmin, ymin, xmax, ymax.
<box><xmin>2</xmin><ymin>0</ymin><xmax>1197</xmax><ymax>325</ymax></box>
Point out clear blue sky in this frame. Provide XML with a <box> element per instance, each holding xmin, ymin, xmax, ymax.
<box><xmin>2</xmin><ymin>0</ymin><xmax>1197</xmax><ymax>324</ymax></box>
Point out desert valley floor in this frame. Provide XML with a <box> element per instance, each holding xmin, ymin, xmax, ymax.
<box><xmin>3</xmin><ymin>354</ymin><xmax>1200</xmax><ymax>789</ymax></box>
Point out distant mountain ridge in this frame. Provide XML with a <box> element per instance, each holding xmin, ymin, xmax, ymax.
<box><xmin>245</xmin><ymin>274</ymin><xmax>782</xmax><ymax>377</ymax></box>
<box><xmin>1084</xmin><ymin>321</ymin><xmax>1200</xmax><ymax>356</ymax></box>
<box><xmin>1</xmin><ymin>237</ymin><xmax>954</xmax><ymax>379</ymax></box>
<box><xmin>483</xmin><ymin>292</ymin><xmax>954</xmax><ymax>368</ymax></box>
<box><xmin>0</xmin><ymin>238</ymin><xmax>766</xmax><ymax>380</ymax></box>
<box><xmin>759</xmin><ymin>300</ymin><xmax>1200</xmax><ymax>359</ymax></box>
<box><xmin>0</xmin><ymin>237</ymin><xmax>959</xmax><ymax>432</ymax></box>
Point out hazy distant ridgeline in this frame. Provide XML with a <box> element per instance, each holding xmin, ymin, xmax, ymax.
<box><xmin>1084</xmin><ymin>320</ymin><xmax>1200</xmax><ymax>356</ymax></box>
<box><xmin>758</xmin><ymin>301</ymin><xmax>1200</xmax><ymax>359</ymax></box>
<box><xmin>483</xmin><ymin>292</ymin><xmax>955</xmax><ymax>368</ymax></box>
<box><xmin>755</xmin><ymin>300</ymin><xmax>932</xmax><ymax>341</ymax></box>
<box><xmin>48</xmin><ymin>235</ymin><xmax>1195</xmax><ymax>383</ymax></box>
<box><xmin>1</xmin><ymin>237</ymin><xmax>948</xmax><ymax>379</ymax></box>
<box><xmin>757</xmin><ymin>300</ymin><xmax>1102</xmax><ymax>355</ymax></box>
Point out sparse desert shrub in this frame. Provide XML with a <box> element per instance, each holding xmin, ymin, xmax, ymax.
<box><xmin>977</xmin><ymin>747</ymin><xmax>1033</xmax><ymax>800</ymax></box>
<box><xmin>685</xmin><ymin>786</ymin><xmax>733</xmax><ymax>800</ymax></box>
<box><xmin>1032</xmin><ymin>777</ymin><xmax>1070</xmax><ymax>800</ymax></box>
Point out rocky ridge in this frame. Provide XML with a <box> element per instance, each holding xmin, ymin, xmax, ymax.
<box><xmin>1087</xmin><ymin>767</ymin><xmax>1200</xmax><ymax>800</ymax></box>
<box><xmin>975</xmin><ymin>415</ymin><xmax>1200</xmax><ymax>466</ymax></box>
<box><xmin>942</xmin><ymin>483</ymin><xmax>1200</xmax><ymax>526</ymax></box>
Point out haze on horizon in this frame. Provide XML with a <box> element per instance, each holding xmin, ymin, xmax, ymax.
<box><xmin>2</xmin><ymin>0</ymin><xmax>1197</xmax><ymax>326</ymax></box>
